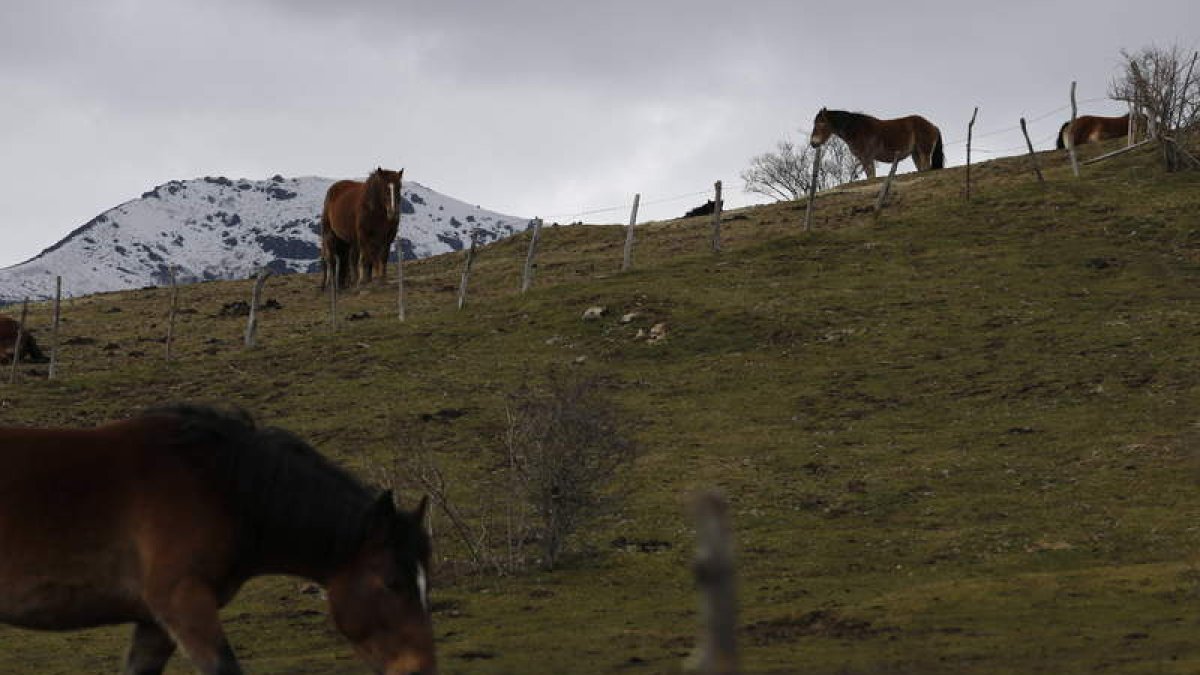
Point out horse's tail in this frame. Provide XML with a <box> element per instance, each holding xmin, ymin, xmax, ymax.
<box><xmin>1056</xmin><ymin>122</ymin><xmax>1069</xmax><ymax>150</ymax></box>
<box><xmin>931</xmin><ymin>131</ymin><xmax>944</xmax><ymax>170</ymax></box>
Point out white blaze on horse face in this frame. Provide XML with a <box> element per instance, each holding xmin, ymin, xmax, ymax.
<box><xmin>388</xmin><ymin>184</ymin><xmax>397</xmax><ymax>220</ymax></box>
<box><xmin>415</xmin><ymin>563</ymin><xmax>428</xmax><ymax>611</ymax></box>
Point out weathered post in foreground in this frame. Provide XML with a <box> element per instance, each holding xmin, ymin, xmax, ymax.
<box><xmin>710</xmin><ymin>181</ymin><xmax>723</xmax><ymax>253</ymax></box>
<box><xmin>692</xmin><ymin>491</ymin><xmax>738</xmax><ymax>675</ymax></box>
<box><xmin>965</xmin><ymin>106</ymin><xmax>979</xmax><ymax>200</ymax></box>
<box><xmin>802</xmin><ymin>145</ymin><xmax>822</xmax><ymax>231</ymax></box>
<box><xmin>165</xmin><ymin>267</ymin><xmax>179</xmax><ymax>361</ymax></box>
<box><xmin>48</xmin><ymin>276</ymin><xmax>62</xmax><ymax>380</ymax></box>
<box><xmin>457</xmin><ymin>231</ymin><xmax>478</xmax><ymax>310</ymax></box>
<box><xmin>1019</xmin><ymin>117</ymin><xmax>1045</xmax><ymax>184</ymax></box>
<box><xmin>622</xmin><ymin>193</ymin><xmax>640</xmax><ymax>271</ymax></box>
<box><xmin>1066</xmin><ymin>81</ymin><xmax>1080</xmax><ymax>177</ymax></box>
<box><xmin>521</xmin><ymin>218</ymin><xmax>543</xmax><ymax>293</ymax></box>
<box><xmin>244</xmin><ymin>269</ymin><xmax>272</xmax><ymax>350</ymax></box>
<box><xmin>8</xmin><ymin>298</ymin><xmax>29</xmax><ymax>384</ymax></box>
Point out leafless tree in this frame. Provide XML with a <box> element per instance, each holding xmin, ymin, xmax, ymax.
<box><xmin>741</xmin><ymin>136</ymin><xmax>863</xmax><ymax>201</ymax></box>
<box><xmin>1110</xmin><ymin>44</ymin><xmax>1200</xmax><ymax>171</ymax></box>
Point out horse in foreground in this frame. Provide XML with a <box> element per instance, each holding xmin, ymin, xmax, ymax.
<box><xmin>809</xmin><ymin>108</ymin><xmax>944</xmax><ymax>179</ymax></box>
<box><xmin>322</xmin><ymin>168</ymin><xmax>404</xmax><ymax>289</ymax></box>
<box><xmin>1056</xmin><ymin>113</ymin><xmax>1135</xmax><ymax>150</ymax></box>
<box><xmin>0</xmin><ymin>405</ymin><xmax>435</xmax><ymax>675</ymax></box>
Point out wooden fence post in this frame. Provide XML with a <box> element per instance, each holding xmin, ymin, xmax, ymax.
<box><xmin>693</xmin><ymin>491</ymin><xmax>738</xmax><ymax>675</ymax></box>
<box><xmin>8</xmin><ymin>298</ymin><xmax>28</xmax><ymax>384</ymax></box>
<box><xmin>965</xmin><ymin>106</ymin><xmax>979</xmax><ymax>200</ymax></box>
<box><xmin>1019</xmin><ymin>118</ymin><xmax>1045</xmax><ymax>184</ymax></box>
<box><xmin>457</xmin><ymin>231</ymin><xmax>477</xmax><ymax>310</ymax></box>
<box><xmin>874</xmin><ymin>155</ymin><xmax>901</xmax><ymax>220</ymax></box>
<box><xmin>329</xmin><ymin>257</ymin><xmax>339</xmax><ymax>333</ymax></box>
<box><xmin>521</xmin><ymin>218</ymin><xmax>543</xmax><ymax>293</ymax></box>
<box><xmin>622</xmin><ymin>193</ymin><xmax>640</xmax><ymax>271</ymax></box>
<box><xmin>244</xmin><ymin>269</ymin><xmax>272</xmax><ymax>349</ymax></box>
<box><xmin>803</xmin><ymin>145</ymin><xmax>822</xmax><ymax>231</ymax></box>
<box><xmin>165</xmin><ymin>267</ymin><xmax>178</xmax><ymax>361</ymax></box>
<box><xmin>1066</xmin><ymin>81</ymin><xmax>1080</xmax><ymax>177</ymax></box>
<box><xmin>1127</xmin><ymin>102</ymin><xmax>1135</xmax><ymax>147</ymax></box>
<box><xmin>710</xmin><ymin>181</ymin><xmax>723</xmax><ymax>253</ymax></box>
<box><xmin>397</xmin><ymin>226</ymin><xmax>406</xmax><ymax>322</ymax></box>
<box><xmin>48</xmin><ymin>276</ymin><xmax>62</xmax><ymax>380</ymax></box>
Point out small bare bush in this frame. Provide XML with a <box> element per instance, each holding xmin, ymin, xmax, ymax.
<box><xmin>741</xmin><ymin>136</ymin><xmax>862</xmax><ymax>201</ymax></box>
<box><xmin>1110</xmin><ymin>44</ymin><xmax>1200</xmax><ymax>171</ymax></box>
<box><xmin>374</xmin><ymin>371</ymin><xmax>637</xmax><ymax>575</ymax></box>
<box><xmin>504</xmin><ymin>371</ymin><xmax>638</xmax><ymax>569</ymax></box>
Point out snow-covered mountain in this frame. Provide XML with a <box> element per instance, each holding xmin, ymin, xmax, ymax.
<box><xmin>0</xmin><ymin>175</ymin><xmax>530</xmax><ymax>304</ymax></box>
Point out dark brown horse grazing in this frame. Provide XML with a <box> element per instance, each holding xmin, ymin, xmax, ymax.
<box><xmin>321</xmin><ymin>168</ymin><xmax>404</xmax><ymax>289</ymax></box>
<box><xmin>1056</xmin><ymin>114</ymin><xmax>1136</xmax><ymax>150</ymax></box>
<box><xmin>809</xmin><ymin>108</ymin><xmax>944</xmax><ymax>179</ymax></box>
<box><xmin>0</xmin><ymin>315</ymin><xmax>47</xmax><ymax>364</ymax></box>
<box><xmin>0</xmin><ymin>405</ymin><xmax>436</xmax><ymax>675</ymax></box>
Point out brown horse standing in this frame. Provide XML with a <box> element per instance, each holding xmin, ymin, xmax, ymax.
<box><xmin>0</xmin><ymin>405</ymin><xmax>436</xmax><ymax>675</ymax></box>
<box><xmin>1056</xmin><ymin>114</ymin><xmax>1136</xmax><ymax>149</ymax></box>
<box><xmin>0</xmin><ymin>315</ymin><xmax>47</xmax><ymax>364</ymax></box>
<box><xmin>321</xmin><ymin>168</ymin><xmax>404</xmax><ymax>289</ymax></box>
<box><xmin>809</xmin><ymin>108</ymin><xmax>944</xmax><ymax>179</ymax></box>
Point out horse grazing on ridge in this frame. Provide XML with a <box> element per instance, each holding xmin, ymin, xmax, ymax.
<box><xmin>809</xmin><ymin>108</ymin><xmax>944</xmax><ymax>179</ymax></box>
<box><xmin>1056</xmin><ymin>113</ymin><xmax>1138</xmax><ymax>150</ymax></box>
<box><xmin>0</xmin><ymin>405</ymin><xmax>436</xmax><ymax>675</ymax></box>
<box><xmin>321</xmin><ymin>168</ymin><xmax>404</xmax><ymax>289</ymax></box>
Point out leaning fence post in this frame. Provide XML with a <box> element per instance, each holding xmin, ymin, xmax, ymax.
<box><xmin>8</xmin><ymin>298</ymin><xmax>29</xmax><ymax>384</ymax></box>
<box><xmin>692</xmin><ymin>491</ymin><xmax>738</xmax><ymax>675</ymax></box>
<box><xmin>965</xmin><ymin>106</ymin><xmax>979</xmax><ymax>200</ymax></box>
<box><xmin>521</xmin><ymin>218</ymin><xmax>543</xmax><ymax>293</ymax></box>
<box><xmin>622</xmin><ymin>193</ymin><xmax>640</xmax><ymax>271</ymax></box>
<box><xmin>1019</xmin><ymin>118</ymin><xmax>1045</xmax><ymax>184</ymax></box>
<box><xmin>48</xmin><ymin>276</ymin><xmax>62</xmax><ymax>380</ymax></box>
<box><xmin>244</xmin><ymin>268</ymin><xmax>272</xmax><ymax>350</ymax></box>
<box><xmin>1066</xmin><ymin>81</ymin><xmax>1080</xmax><ymax>177</ymax></box>
<box><xmin>874</xmin><ymin>155</ymin><xmax>901</xmax><ymax>220</ymax></box>
<box><xmin>396</xmin><ymin>223</ymin><xmax>406</xmax><ymax>322</ymax></box>
<box><xmin>710</xmin><ymin>181</ymin><xmax>723</xmax><ymax>253</ymax></box>
<box><xmin>802</xmin><ymin>145</ymin><xmax>822</xmax><ymax>231</ymax></box>
<box><xmin>329</xmin><ymin>257</ymin><xmax>339</xmax><ymax>333</ymax></box>
<box><xmin>165</xmin><ymin>266</ymin><xmax>179</xmax><ymax>361</ymax></box>
<box><xmin>457</xmin><ymin>231</ymin><xmax>477</xmax><ymax>310</ymax></box>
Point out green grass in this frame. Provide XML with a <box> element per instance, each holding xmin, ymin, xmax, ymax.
<box><xmin>2</xmin><ymin>141</ymin><xmax>1200</xmax><ymax>673</ymax></box>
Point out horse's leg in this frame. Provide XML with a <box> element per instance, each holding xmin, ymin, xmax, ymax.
<box><xmin>146</xmin><ymin>580</ymin><xmax>243</xmax><ymax>675</ymax></box>
<box><xmin>123</xmin><ymin>622</ymin><xmax>177</xmax><ymax>675</ymax></box>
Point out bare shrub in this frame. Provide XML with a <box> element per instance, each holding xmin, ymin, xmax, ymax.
<box><xmin>374</xmin><ymin>370</ymin><xmax>637</xmax><ymax>575</ymax></box>
<box><xmin>503</xmin><ymin>370</ymin><xmax>638</xmax><ymax>569</ymax></box>
<box><xmin>741</xmin><ymin>136</ymin><xmax>863</xmax><ymax>201</ymax></box>
<box><xmin>1110</xmin><ymin>44</ymin><xmax>1200</xmax><ymax>171</ymax></box>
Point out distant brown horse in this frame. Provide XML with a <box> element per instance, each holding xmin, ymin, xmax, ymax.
<box><xmin>321</xmin><ymin>168</ymin><xmax>404</xmax><ymax>289</ymax></box>
<box><xmin>809</xmin><ymin>108</ymin><xmax>944</xmax><ymax>179</ymax></box>
<box><xmin>0</xmin><ymin>315</ymin><xmax>47</xmax><ymax>364</ymax></box>
<box><xmin>0</xmin><ymin>405</ymin><xmax>436</xmax><ymax>675</ymax></box>
<box><xmin>1056</xmin><ymin>114</ymin><xmax>1137</xmax><ymax>150</ymax></box>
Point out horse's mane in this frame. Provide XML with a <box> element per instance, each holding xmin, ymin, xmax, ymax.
<box><xmin>360</xmin><ymin>170</ymin><xmax>391</xmax><ymax>217</ymax></box>
<box><xmin>143</xmin><ymin>405</ymin><xmax>377</xmax><ymax>569</ymax></box>
<box><xmin>823</xmin><ymin>109</ymin><xmax>875</xmax><ymax>136</ymax></box>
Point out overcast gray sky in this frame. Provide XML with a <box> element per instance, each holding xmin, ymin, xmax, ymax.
<box><xmin>0</xmin><ymin>0</ymin><xmax>1193</xmax><ymax>267</ymax></box>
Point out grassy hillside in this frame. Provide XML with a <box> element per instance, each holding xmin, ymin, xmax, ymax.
<box><xmin>2</xmin><ymin>141</ymin><xmax>1200</xmax><ymax>674</ymax></box>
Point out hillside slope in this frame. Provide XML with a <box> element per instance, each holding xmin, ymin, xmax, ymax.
<box><xmin>0</xmin><ymin>174</ymin><xmax>529</xmax><ymax>305</ymax></box>
<box><xmin>2</xmin><ymin>142</ymin><xmax>1199</xmax><ymax>674</ymax></box>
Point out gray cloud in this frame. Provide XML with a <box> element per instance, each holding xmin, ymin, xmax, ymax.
<box><xmin>1</xmin><ymin>0</ymin><xmax>1194</xmax><ymax>267</ymax></box>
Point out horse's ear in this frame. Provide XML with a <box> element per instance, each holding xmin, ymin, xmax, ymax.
<box><xmin>363</xmin><ymin>490</ymin><xmax>398</xmax><ymax>547</ymax></box>
<box><xmin>415</xmin><ymin>492</ymin><xmax>429</xmax><ymax>533</ymax></box>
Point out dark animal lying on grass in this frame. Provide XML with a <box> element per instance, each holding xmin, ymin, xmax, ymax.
<box><xmin>0</xmin><ymin>315</ymin><xmax>48</xmax><ymax>364</ymax></box>
<box><xmin>684</xmin><ymin>199</ymin><xmax>723</xmax><ymax>218</ymax></box>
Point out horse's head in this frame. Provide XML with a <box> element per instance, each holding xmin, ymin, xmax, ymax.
<box><xmin>327</xmin><ymin>492</ymin><xmax>436</xmax><ymax>675</ymax></box>
<box><xmin>368</xmin><ymin>168</ymin><xmax>405</xmax><ymax>222</ymax></box>
<box><xmin>810</xmin><ymin>107</ymin><xmax>832</xmax><ymax>148</ymax></box>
